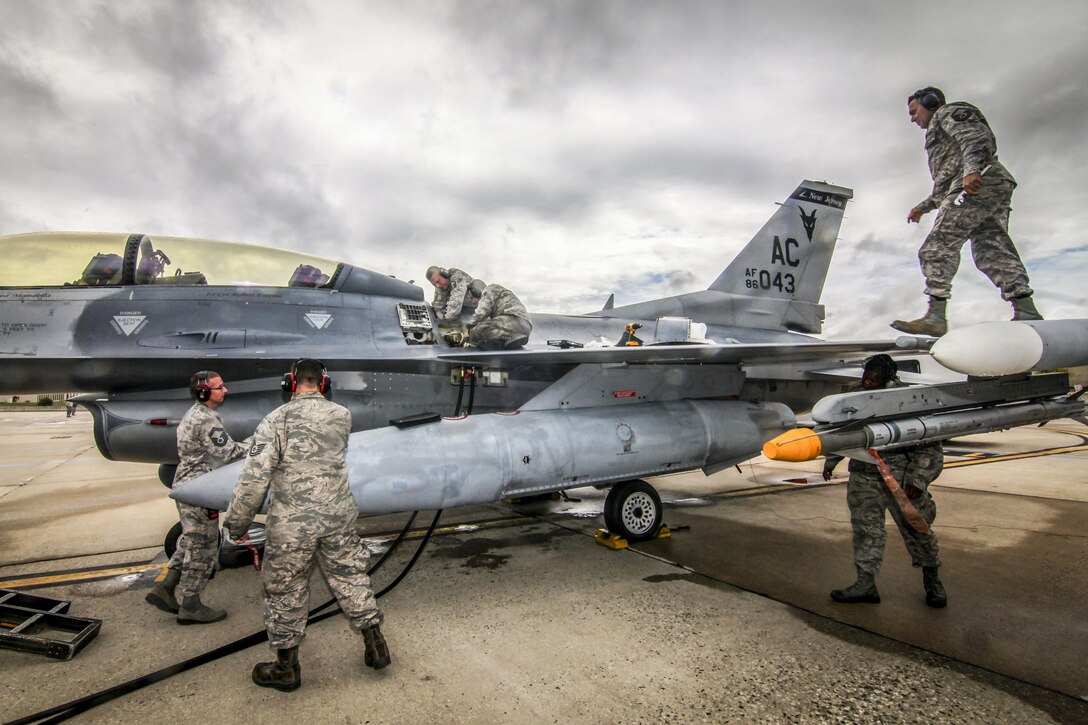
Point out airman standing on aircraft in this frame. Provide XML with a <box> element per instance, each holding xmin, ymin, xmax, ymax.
<box><xmin>146</xmin><ymin>370</ymin><xmax>249</xmax><ymax>624</ymax></box>
<box><xmin>892</xmin><ymin>86</ymin><xmax>1042</xmax><ymax>336</ymax></box>
<box><xmin>223</xmin><ymin>359</ymin><xmax>388</xmax><ymax>693</ymax></box>
<box><xmin>426</xmin><ymin>266</ymin><xmax>477</xmax><ymax>322</ymax></box>
<box><xmin>823</xmin><ymin>355</ymin><xmax>947</xmax><ymax>608</ymax></box>
<box><xmin>465</xmin><ymin>280</ymin><xmax>533</xmax><ymax>350</ymax></box>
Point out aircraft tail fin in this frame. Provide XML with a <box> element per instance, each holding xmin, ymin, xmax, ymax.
<box><xmin>708</xmin><ymin>181</ymin><xmax>852</xmax><ymax>331</ymax></box>
<box><xmin>602</xmin><ymin>180</ymin><xmax>852</xmax><ymax>334</ymax></box>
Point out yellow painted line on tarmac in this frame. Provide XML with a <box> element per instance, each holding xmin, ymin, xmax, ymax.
<box><xmin>0</xmin><ymin>517</ymin><xmax>536</xmax><ymax>590</ymax></box>
<box><xmin>945</xmin><ymin>443</ymin><xmax>1088</xmax><ymax>468</ymax></box>
<box><xmin>1</xmin><ymin>562</ymin><xmax>165</xmax><ymax>590</ymax></box>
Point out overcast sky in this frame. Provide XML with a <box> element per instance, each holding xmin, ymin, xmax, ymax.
<box><xmin>2</xmin><ymin>0</ymin><xmax>1086</xmax><ymax>339</ymax></box>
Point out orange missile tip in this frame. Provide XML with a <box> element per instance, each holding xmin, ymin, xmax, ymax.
<box><xmin>763</xmin><ymin>428</ymin><xmax>822</xmax><ymax>462</ymax></box>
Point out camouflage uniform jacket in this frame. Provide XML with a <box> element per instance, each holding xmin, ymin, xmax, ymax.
<box><xmin>225</xmin><ymin>392</ymin><xmax>356</xmax><ymax>542</ymax></box>
<box><xmin>432</xmin><ymin>268</ymin><xmax>475</xmax><ymax>322</ymax></box>
<box><xmin>174</xmin><ymin>403</ymin><xmax>249</xmax><ymax>487</ymax></box>
<box><xmin>915</xmin><ymin>101</ymin><xmax>1016</xmax><ymax>215</ymax></box>
<box><xmin>469</xmin><ymin>284</ymin><xmax>529</xmax><ymax>326</ymax></box>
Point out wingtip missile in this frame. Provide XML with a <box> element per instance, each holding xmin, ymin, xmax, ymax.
<box><xmin>762</xmin><ymin>428</ymin><xmax>823</xmax><ymax>462</ymax></box>
<box><xmin>931</xmin><ymin>319</ymin><xmax>1088</xmax><ymax>376</ymax></box>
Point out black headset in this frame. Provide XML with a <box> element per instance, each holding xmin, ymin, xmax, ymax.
<box><xmin>863</xmin><ymin>354</ymin><xmax>898</xmax><ymax>378</ymax></box>
<box><xmin>911</xmin><ymin>87</ymin><xmax>944</xmax><ymax>111</ymax></box>
<box><xmin>280</xmin><ymin>358</ymin><xmax>331</xmax><ymax>395</ymax></box>
<box><xmin>192</xmin><ymin>370</ymin><xmax>212</xmax><ymax>402</ymax></box>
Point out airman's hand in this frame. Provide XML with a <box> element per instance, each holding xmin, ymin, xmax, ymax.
<box><xmin>907</xmin><ymin>207</ymin><xmax>924</xmax><ymax>224</ymax></box>
<box><xmin>962</xmin><ymin>172</ymin><xmax>983</xmax><ymax>195</ymax></box>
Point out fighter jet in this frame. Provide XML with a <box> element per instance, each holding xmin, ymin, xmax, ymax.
<box><xmin>2</xmin><ymin>180</ymin><xmax>1083</xmax><ymax>542</ymax></box>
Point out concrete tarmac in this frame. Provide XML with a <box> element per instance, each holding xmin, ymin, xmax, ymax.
<box><xmin>1</xmin><ymin>410</ymin><xmax>1086</xmax><ymax>723</ymax></box>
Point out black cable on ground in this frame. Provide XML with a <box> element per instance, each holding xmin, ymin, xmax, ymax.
<box><xmin>6</xmin><ymin>509</ymin><xmax>442</xmax><ymax>725</ymax></box>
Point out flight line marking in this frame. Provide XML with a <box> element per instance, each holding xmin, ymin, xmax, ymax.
<box><xmin>0</xmin><ymin>515</ymin><xmax>538</xmax><ymax>590</ymax></box>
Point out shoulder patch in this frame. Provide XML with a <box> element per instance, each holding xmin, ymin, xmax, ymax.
<box><xmin>950</xmin><ymin>107</ymin><xmax>977</xmax><ymax>123</ymax></box>
<box><xmin>209</xmin><ymin>427</ymin><xmax>228</xmax><ymax>447</ymax></box>
<box><xmin>248</xmin><ymin>442</ymin><xmax>267</xmax><ymax>457</ymax></box>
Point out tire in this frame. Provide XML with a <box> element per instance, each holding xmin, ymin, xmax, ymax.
<box><xmin>158</xmin><ymin>464</ymin><xmax>177</xmax><ymax>488</ymax></box>
<box><xmin>163</xmin><ymin>520</ymin><xmax>266</xmax><ymax>568</ymax></box>
<box><xmin>164</xmin><ymin>521</ymin><xmax>183</xmax><ymax>558</ymax></box>
<box><xmin>603</xmin><ymin>479</ymin><xmax>663</xmax><ymax>542</ymax></box>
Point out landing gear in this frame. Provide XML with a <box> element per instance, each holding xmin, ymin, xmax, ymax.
<box><xmin>163</xmin><ymin>521</ymin><xmax>266</xmax><ymax>569</ymax></box>
<box><xmin>603</xmin><ymin>479</ymin><xmax>663</xmax><ymax>543</ymax></box>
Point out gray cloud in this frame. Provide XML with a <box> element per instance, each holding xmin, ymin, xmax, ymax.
<box><xmin>1</xmin><ymin>0</ymin><xmax>1085</xmax><ymax>343</ymax></box>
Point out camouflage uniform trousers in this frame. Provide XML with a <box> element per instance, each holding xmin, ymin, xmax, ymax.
<box><xmin>468</xmin><ymin>314</ymin><xmax>532</xmax><ymax>350</ymax></box>
<box><xmin>846</xmin><ymin>464</ymin><xmax>941</xmax><ymax>577</ymax></box>
<box><xmin>262</xmin><ymin>529</ymin><xmax>381</xmax><ymax>650</ymax></box>
<box><xmin>920</xmin><ymin>179</ymin><xmax>1032</xmax><ymax>301</ymax></box>
<box><xmin>168</xmin><ymin>501</ymin><xmax>220</xmax><ymax>601</ymax></box>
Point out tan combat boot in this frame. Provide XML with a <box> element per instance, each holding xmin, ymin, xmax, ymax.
<box><xmin>177</xmin><ymin>595</ymin><xmax>227</xmax><ymax>625</ymax></box>
<box><xmin>1011</xmin><ymin>296</ymin><xmax>1043</xmax><ymax>321</ymax></box>
<box><xmin>145</xmin><ymin>568</ymin><xmax>181</xmax><ymax>613</ymax></box>
<box><xmin>891</xmin><ymin>296</ymin><xmax>948</xmax><ymax>336</ymax></box>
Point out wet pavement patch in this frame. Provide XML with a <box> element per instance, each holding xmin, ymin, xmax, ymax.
<box><xmin>461</xmin><ymin>553</ymin><xmax>510</xmax><ymax>570</ymax></box>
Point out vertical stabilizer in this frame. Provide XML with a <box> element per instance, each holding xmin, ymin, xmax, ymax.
<box><xmin>600</xmin><ymin>180</ymin><xmax>853</xmax><ymax>334</ymax></box>
<box><xmin>710</xmin><ymin>180</ymin><xmax>851</xmax><ymax>299</ymax></box>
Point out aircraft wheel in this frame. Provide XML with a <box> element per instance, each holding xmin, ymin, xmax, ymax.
<box><xmin>164</xmin><ymin>521</ymin><xmax>183</xmax><ymax>558</ymax></box>
<box><xmin>603</xmin><ymin>479</ymin><xmax>663</xmax><ymax>542</ymax></box>
<box><xmin>158</xmin><ymin>464</ymin><xmax>177</xmax><ymax>488</ymax></box>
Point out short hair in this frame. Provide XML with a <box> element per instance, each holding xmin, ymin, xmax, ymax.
<box><xmin>863</xmin><ymin>354</ymin><xmax>898</xmax><ymax>379</ymax></box>
<box><xmin>293</xmin><ymin>358</ymin><xmax>325</xmax><ymax>386</ymax></box>
<box><xmin>426</xmin><ymin>266</ymin><xmax>448</xmax><ymax>280</ymax></box>
<box><xmin>469</xmin><ymin>279</ymin><xmax>486</xmax><ymax>298</ymax></box>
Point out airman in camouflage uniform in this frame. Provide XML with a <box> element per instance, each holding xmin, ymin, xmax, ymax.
<box><xmin>426</xmin><ymin>266</ymin><xmax>478</xmax><ymax>322</ymax></box>
<box><xmin>893</xmin><ymin>86</ymin><xmax>1042</xmax><ymax>336</ymax></box>
<box><xmin>223</xmin><ymin>359</ymin><xmax>388</xmax><ymax>693</ymax></box>
<box><xmin>146</xmin><ymin>370</ymin><xmax>249</xmax><ymax>624</ymax></box>
<box><xmin>823</xmin><ymin>355</ymin><xmax>947</xmax><ymax>608</ymax></box>
<box><xmin>466</xmin><ymin>280</ymin><xmax>532</xmax><ymax>350</ymax></box>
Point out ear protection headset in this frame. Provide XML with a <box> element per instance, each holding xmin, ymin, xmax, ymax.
<box><xmin>863</xmin><ymin>353</ymin><xmax>898</xmax><ymax>379</ymax></box>
<box><xmin>193</xmin><ymin>371</ymin><xmax>212</xmax><ymax>402</ymax></box>
<box><xmin>911</xmin><ymin>87</ymin><xmax>944</xmax><ymax>111</ymax></box>
<box><xmin>280</xmin><ymin>359</ymin><xmax>331</xmax><ymax>395</ymax></box>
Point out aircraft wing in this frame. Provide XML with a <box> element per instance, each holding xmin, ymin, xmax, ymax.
<box><xmin>435</xmin><ymin>338</ymin><xmax>931</xmax><ymax>368</ymax></box>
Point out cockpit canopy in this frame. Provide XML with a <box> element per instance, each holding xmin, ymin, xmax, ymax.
<box><xmin>0</xmin><ymin>232</ymin><xmax>347</xmax><ymax>289</ymax></box>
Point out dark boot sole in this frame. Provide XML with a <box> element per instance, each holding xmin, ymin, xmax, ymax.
<box><xmin>177</xmin><ymin>613</ymin><xmax>228</xmax><ymax>625</ymax></box>
<box><xmin>252</xmin><ymin>675</ymin><xmax>301</xmax><ymax>692</ymax></box>
<box><xmin>830</xmin><ymin>591</ymin><xmax>881</xmax><ymax>604</ymax></box>
<box><xmin>366</xmin><ymin>655</ymin><xmax>391</xmax><ymax>670</ymax></box>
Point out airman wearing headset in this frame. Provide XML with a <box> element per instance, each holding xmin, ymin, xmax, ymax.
<box><xmin>892</xmin><ymin>86</ymin><xmax>1042</xmax><ymax>337</ymax></box>
<box><xmin>146</xmin><ymin>370</ymin><xmax>250</xmax><ymax>624</ymax></box>
<box><xmin>425</xmin><ymin>265</ymin><xmax>479</xmax><ymax>322</ymax></box>
<box><xmin>223</xmin><ymin>359</ymin><xmax>388</xmax><ymax>693</ymax></box>
<box><xmin>822</xmin><ymin>355</ymin><xmax>946</xmax><ymax>609</ymax></box>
